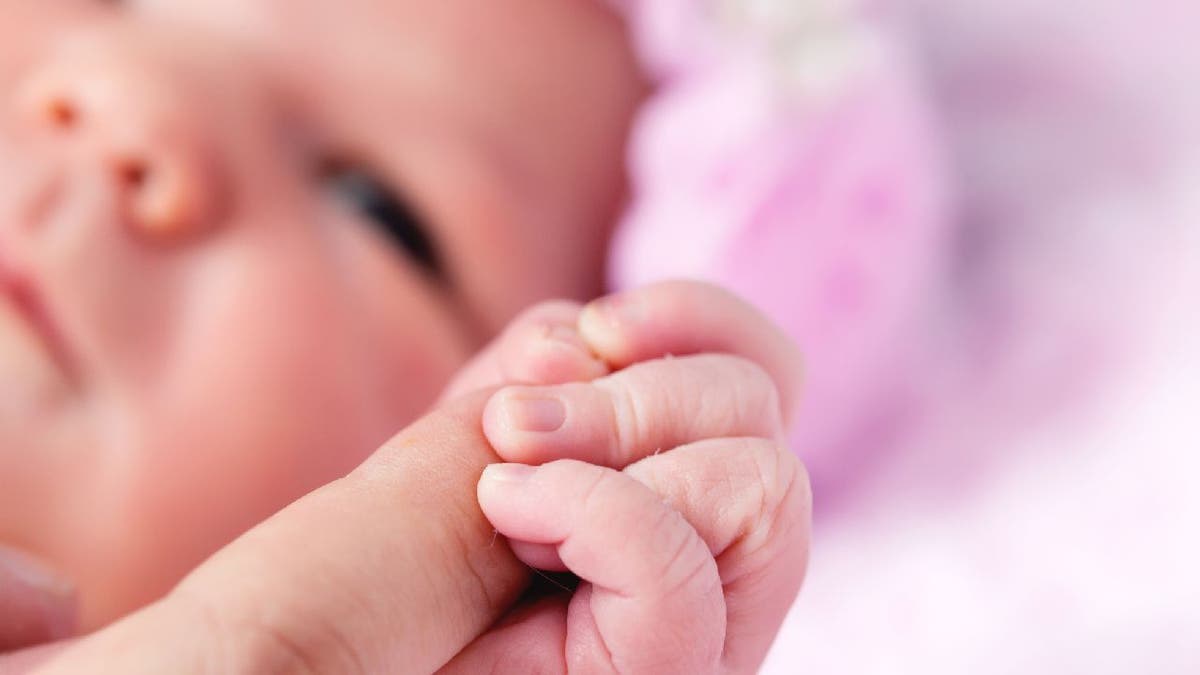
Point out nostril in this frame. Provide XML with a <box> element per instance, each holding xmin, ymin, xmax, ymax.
<box><xmin>116</xmin><ymin>159</ymin><xmax>148</xmax><ymax>190</ymax></box>
<box><xmin>45</xmin><ymin>97</ymin><xmax>79</xmax><ymax>131</ymax></box>
<box><xmin>115</xmin><ymin>155</ymin><xmax>216</xmax><ymax>240</ymax></box>
<box><xmin>14</xmin><ymin>49</ymin><xmax>229</xmax><ymax>243</ymax></box>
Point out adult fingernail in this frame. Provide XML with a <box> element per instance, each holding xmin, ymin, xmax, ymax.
<box><xmin>497</xmin><ymin>390</ymin><xmax>566</xmax><ymax>433</ymax></box>
<box><xmin>481</xmin><ymin>463</ymin><xmax>537</xmax><ymax>486</ymax></box>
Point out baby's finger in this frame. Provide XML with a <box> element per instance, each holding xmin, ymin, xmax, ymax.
<box><xmin>440</xmin><ymin>301</ymin><xmax>608</xmax><ymax>401</ymax></box>
<box><xmin>579</xmin><ymin>280</ymin><xmax>804</xmax><ymax>423</ymax></box>
<box><xmin>478</xmin><ymin>460</ymin><xmax>725</xmax><ymax>674</ymax></box>
<box><xmin>625</xmin><ymin>438</ymin><xmax>812</xmax><ymax>673</ymax></box>
<box><xmin>484</xmin><ymin>353</ymin><xmax>782</xmax><ymax>467</ymax></box>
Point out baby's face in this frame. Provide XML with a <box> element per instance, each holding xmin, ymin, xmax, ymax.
<box><xmin>0</xmin><ymin>0</ymin><xmax>641</xmax><ymax>630</ymax></box>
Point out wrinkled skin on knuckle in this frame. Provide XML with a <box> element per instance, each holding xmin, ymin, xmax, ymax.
<box><xmin>722</xmin><ymin>443</ymin><xmax>810</xmax><ymax>583</ymax></box>
<box><xmin>595</xmin><ymin>379</ymin><xmax>647</xmax><ymax>461</ymax></box>
<box><xmin>598</xmin><ymin>359</ymin><xmax>696</xmax><ymax>450</ymax></box>
<box><xmin>722</xmin><ymin>356</ymin><xmax>783</xmax><ymax>434</ymax></box>
<box><xmin>572</xmin><ymin>462</ymin><xmax>623</xmax><ymax>523</ymax></box>
<box><xmin>168</xmin><ymin>584</ymin><xmax>353</xmax><ymax>675</ymax></box>
<box><xmin>443</xmin><ymin>501</ymin><xmax>515</xmax><ymax>619</ymax></box>
<box><xmin>647</xmin><ymin>507</ymin><xmax>701</xmax><ymax>593</ymax></box>
<box><xmin>156</xmin><ymin>589</ymin><xmax>242</xmax><ymax>675</ymax></box>
<box><xmin>250</xmin><ymin>609</ymin><xmax>367</xmax><ymax>675</ymax></box>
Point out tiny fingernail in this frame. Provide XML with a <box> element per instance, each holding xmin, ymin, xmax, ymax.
<box><xmin>582</xmin><ymin>296</ymin><xmax>618</xmax><ymax>327</ymax></box>
<box><xmin>482</xmin><ymin>463</ymin><xmax>537</xmax><ymax>485</ymax></box>
<box><xmin>580</xmin><ymin>292</ymin><xmax>647</xmax><ymax>341</ymax></box>
<box><xmin>542</xmin><ymin>323</ymin><xmax>587</xmax><ymax>350</ymax></box>
<box><xmin>501</xmin><ymin>392</ymin><xmax>566</xmax><ymax>433</ymax></box>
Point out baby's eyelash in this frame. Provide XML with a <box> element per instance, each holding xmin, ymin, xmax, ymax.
<box><xmin>318</xmin><ymin>159</ymin><xmax>441</xmax><ymax>277</ymax></box>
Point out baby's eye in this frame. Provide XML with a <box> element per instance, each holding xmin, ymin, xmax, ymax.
<box><xmin>319</xmin><ymin>160</ymin><xmax>441</xmax><ymax>276</ymax></box>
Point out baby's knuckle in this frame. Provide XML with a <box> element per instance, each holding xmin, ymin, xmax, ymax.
<box><xmin>656</xmin><ymin>513</ymin><xmax>711</xmax><ymax>595</ymax></box>
<box><xmin>598</xmin><ymin>378</ymin><xmax>648</xmax><ymax>460</ymax></box>
<box><xmin>775</xmin><ymin>449</ymin><xmax>812</xmax><ymax>532</ymax></box>
<box><xmin>755</xmin><ymin>441</ymin><xmax>801</xmax><ymax>515</ymax></box>
<box><xmin>712</xmin><ymin>440</ymin><xmax>799</xmax><ymax>558</ymax></box>
<box><xmin>574</xmin><ymin>463</ymin><xmax>623</xmax><ymax>517</ymax></box>
<box><xmin>712</xmin><ymin>355</ymin><xmax>782</xmax><ymax>428</ymax></box>
<box><xmin>749</xmin><ymin>445</ymin><xmax>808</xmax><ymax>553</ymax></box>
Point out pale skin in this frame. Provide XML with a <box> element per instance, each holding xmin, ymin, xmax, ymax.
<box><xmin>5</xmin><ymin>283</ymin><xmax>811</xmax><ymax>674</ymax></box>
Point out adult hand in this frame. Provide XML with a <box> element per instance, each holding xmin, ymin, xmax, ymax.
<box><xmin>9</xmin><ymin>391</ymin><xmax>530</xmax><ymax>674</ymax></box>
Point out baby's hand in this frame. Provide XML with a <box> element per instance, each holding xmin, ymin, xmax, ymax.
<box><xmin>443</xmin><ymin>282</ymin><xmax>810</xmax><ymax>674</ymax></box>
<box><xmin>439</xmin><ymin>281</ymin><xmax>802</xmax><ymax>422</ymax></box>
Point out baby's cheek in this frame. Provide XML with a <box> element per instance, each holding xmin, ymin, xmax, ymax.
<box><xmin>51</xmin><ymin>368</ymin><xmax>379</xmax><ymax>629</ymax></box>
<box><xmin>48</xmin><ymin>428</ymin><xmax>289</xmax><ymax>630</ymax></box>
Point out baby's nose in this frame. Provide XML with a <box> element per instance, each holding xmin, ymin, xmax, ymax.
<box><xmin>12</xmin><ymin>37</ymin><xmax>227</xmax><ymax>240</ymax></box>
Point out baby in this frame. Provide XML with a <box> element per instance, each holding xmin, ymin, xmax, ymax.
<box><xmin>0</xmin><ymin>0</ymin><xmax>641</xmax><ymax>629</ymax></box>
<box><xmin>1</xmin><ymin>0</ymin><xmax>808</xmax><ymax>670</ymax></box>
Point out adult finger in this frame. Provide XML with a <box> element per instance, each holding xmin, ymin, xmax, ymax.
<box><xmin>484</xmin><ymin>354</ymin><xmax>783</xmax><ymax>467</ymax></box>
<box><xmin>32</xmin><ymin>391</ymin><xmax>529</xmax><ymax>675</ymax></box>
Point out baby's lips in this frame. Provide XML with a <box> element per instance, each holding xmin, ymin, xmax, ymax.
<box><xmin>0</xmin><ymin>546</ymin><xmax>78</xmax><ymax>651</ymax></box>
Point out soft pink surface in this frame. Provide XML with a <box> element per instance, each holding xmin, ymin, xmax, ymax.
<box><xmin>607</xmin><ymin>0</ymin><xmax>951</xmax><ymax>487</ymax></box>
<box><xmin>608</xmin><ymin>0</ymin><xmax>1200</xmax><ymax>670</ymax></box>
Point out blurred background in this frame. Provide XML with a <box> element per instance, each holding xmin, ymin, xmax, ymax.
<box><xmin>749</xmin><ymin>0</ymin><xmax>1200</xmax><ymax>671</ymax></box>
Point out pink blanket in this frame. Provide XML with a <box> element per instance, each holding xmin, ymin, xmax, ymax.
<box><xmin>607</xmin><ymin>0</ymin><xmax>1200</xmax><ymax>670</ymax></box>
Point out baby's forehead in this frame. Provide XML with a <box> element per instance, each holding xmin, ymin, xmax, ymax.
<box><xmin>143</xmin><ymin>0</ymin><xmax>535</xmax><ymax>133</ymax></box>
